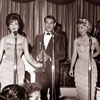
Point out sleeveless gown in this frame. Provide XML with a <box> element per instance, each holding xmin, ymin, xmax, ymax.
<box><xmin>75</xmin><ymin>40</ymin><xmax>97</xmax><ymax>100</ymax></box>
<box><xmin>0</xmin><ymin>36</ymin><xmax>25</xmax><ymax>89</ymax></box>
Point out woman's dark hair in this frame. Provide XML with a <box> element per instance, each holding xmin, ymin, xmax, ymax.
<box><xmin>0</xmin><ymin>95</ymin><xmax>6</xmax><ymax>100</ymax></box>
<box><xmin>0</xmin><ymin>84</ymin><xmax>28</xmax><ymax>100</ymax></box>
<box><xmin>6</xmin><ymin>13</ymin><xmax>24</xmax><ymax>33</ymax></box>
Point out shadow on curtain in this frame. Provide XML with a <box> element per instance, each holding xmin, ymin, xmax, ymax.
<box><xmin>47</xmin><ymin>0</ymin><xmax>76</xmax><ymax>5</ymax></box>
<box><xmin>11</xmin><ymin>0</ymin><xmax>35</xmax><ymax>3</ymax></box>
<box><xmin>86</xmin><ymin>0</ymin><xmax>100</xmax><ymax>6</ymax></box>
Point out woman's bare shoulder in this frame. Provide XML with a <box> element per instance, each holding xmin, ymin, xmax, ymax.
<box><xmin>0</xmin><ymin>35</ymin><xmax>9</xmax><ymax>42</ymax></box>
<box><xmin>18</xmin><ymin>34</ymin><xmax>26</xmax><ymax>40</ymax></box>
<box><xmin>91</xmin><ymin>36</ymin><xmax>98</xmax><ymax>43</ymax></box>
<box><xmin>3</xmin><ymin>34</ymin><xmax>13</xmax><ymax>40</ymax></box>
<box><xmin>74</xmin><ymin>37</ymin><xmax>80</xmax><ymax>43</ymax></box>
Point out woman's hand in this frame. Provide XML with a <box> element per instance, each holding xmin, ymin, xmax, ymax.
<box><xmin>34</xmin><ymin>63</ymin><xmax>43</xmax><ymax>68</ymax></box>
<box><xmin>69</xmin><ymin>69</ymin><xmax>74</xmax><ymax>77</ymax></box>
<box><xmin>36</xmin><ymin>50</ymin><xmax>51</xmax><ymax>62</ymax></box>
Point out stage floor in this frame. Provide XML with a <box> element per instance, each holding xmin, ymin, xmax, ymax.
<box><xmin>60</xmin><ymin>87</ymin><xmax>77</xmax><ymax>100</ymax></box>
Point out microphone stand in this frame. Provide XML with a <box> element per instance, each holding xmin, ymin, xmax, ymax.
<box><xmin>14</xmin><ymin>33</ymin><xmax>18</xmax><ymax>84</ymax></box>
<box><xmin>42</xmin><ymin>45</ymin><xmax>46</xmax><ymax>72</ymax></box>
<box><xmin>51</xmin><ymin>34</ymin><xmax>56</xmax><ymax>100</ymax></box>
<box><xmin>88</xmin><ymin>36</ymin><xmax>92</xmax><ymax>100</ymax></box>
<box><xmin>38</xmin><ymin>42</ymin><xmax>46</xmax><ymax>72</ymax></box>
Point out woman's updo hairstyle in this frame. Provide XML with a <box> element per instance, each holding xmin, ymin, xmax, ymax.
<box><xmin>77</xmin><ymin>18</ymin><xmax>93</xmax><ymax>33</ymax></box>
<box><xmin>6</xmin><ymin>13</ymin><xmax>24</xmax><ymax>33</ymax></box>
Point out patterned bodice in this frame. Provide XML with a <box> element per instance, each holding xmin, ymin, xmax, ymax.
<box><xmin>3</xmin><ymin>36</ymin><xmax>25</xmax><ymax>62</ymax></box>
<box><xmin>77</xmin><ymin>39</ymin><xmax>95</xmax><ymax>60</ymax></box>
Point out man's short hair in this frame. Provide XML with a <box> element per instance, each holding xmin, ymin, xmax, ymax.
<box><xmin>44</xmin><ymin>15</ymin><xmax>56</xmax><ymax>23</ymax></box>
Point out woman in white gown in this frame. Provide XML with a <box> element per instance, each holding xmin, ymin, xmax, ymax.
<box><xmin>0</xmin><ymin>13</ymin><xmax>42</xmax><ymax>89</ymax></box>
<box><xmin>69</xmin><ymin>18</ymin><xmax>100</xmax><ymax>100</ymax></box>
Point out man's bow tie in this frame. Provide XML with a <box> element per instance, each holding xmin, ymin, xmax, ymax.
<box><xmin>46</xmin><ymin>33</ymin><xmax>50</xmax><ymax>35</ymax></box>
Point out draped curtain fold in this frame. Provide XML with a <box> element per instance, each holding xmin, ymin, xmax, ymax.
<box><xmin>0</xmin><ymin>0</ymin><xmax>100</xmax><ymax>59</ymax></box>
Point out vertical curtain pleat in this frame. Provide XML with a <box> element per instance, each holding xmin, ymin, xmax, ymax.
<box><xmin>34</xmin><ymin>0</ymin><xmax>39</xmax><ymax>37</ymax></box>
<box><xmin>0</xmin><ymin>0</ymin><xmax>100</xmax><ymax>58</ymax></box>
<box><xmin>97</xmin><ymin>6</ymin><xmax>100</xmax><ymax>20</ymax></box>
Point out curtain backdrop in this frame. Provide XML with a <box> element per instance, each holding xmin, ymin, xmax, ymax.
<box><xmin>0</xmin><ymin>0</ymin><xmax>100</xmax><ymax>59</ymax></box>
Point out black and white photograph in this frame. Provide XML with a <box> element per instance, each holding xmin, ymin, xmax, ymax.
<box><xmin>0</xmin><ymin>0</ymin><xmax>100</xmax><ymax>100</ymax></box>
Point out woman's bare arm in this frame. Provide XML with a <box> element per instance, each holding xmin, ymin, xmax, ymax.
<box><xmin>23</xmin><ymin>38</ymin><xmax>42</xmax><ymax>68</ymax></box>
<box><xmin>69</xmin><ymin>39</ymin><xmax>78</xmax><ymax>77</ymax></box>
<box><xmin>0</xmin><ymin>38</ymin><xmax>5</xmax><ymax>63</ymax></box>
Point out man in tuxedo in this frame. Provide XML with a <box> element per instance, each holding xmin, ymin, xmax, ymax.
<box><xmin>32</xmin><ymin>15</ymin><xmax>65</xmax><ymax>100</ymax></box>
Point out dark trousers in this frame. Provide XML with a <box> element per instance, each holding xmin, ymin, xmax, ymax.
<box><xmin>36</xmin><ymin>72</ymin><xmax>60</xmax><ymax>100</ymax></box>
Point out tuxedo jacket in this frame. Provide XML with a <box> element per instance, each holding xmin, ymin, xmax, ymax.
<box><xmin>32</xmin><ymin>32</ymin><xmax>66</xmax><ymax>73</ymax></box>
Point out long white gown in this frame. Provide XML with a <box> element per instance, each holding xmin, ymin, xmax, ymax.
<box><xmin>75</xmin><ymin>39</ymin><xmax>97</xmax><ymax>100</ymax></box>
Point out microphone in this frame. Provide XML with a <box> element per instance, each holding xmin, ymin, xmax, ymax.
<box><xmin>89</xmin><ymin>37</ymin><xmax>92</xmax><ymax>47</ymax></box>
<box><xmin>87</xmin><ymin>32</ymin><xmax>92</xmax><ymax>47</ymax></box>
<box><xmin>14</xmin><ymin>31</ymin><xmax>18</xmax><ymax>84</ymax></box>
<box><xmin>50</xmin><ymin>30</ymin><xmax>55</xmax><ymax>38</ymax></box>
<box><xmin>87</xmin><ymin>32</ymin><xmax>91</xmax><ymax>37</ymax></box>
<box><xmin>14</xmin><ymin>31</ymin><xmax>17</xmax><ymax>39</ymax></box>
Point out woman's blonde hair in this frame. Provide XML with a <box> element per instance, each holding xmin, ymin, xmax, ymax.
<box><xmin>77</xmin><ymin>18</ymin><xmax>93</xmax><ymax>33</ymax></box>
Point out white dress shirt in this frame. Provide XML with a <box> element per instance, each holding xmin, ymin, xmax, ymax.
<box><xmin>44</xmin><ymin>32</ymin><xmax>52</xmax><ymax>49</ymax></box>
